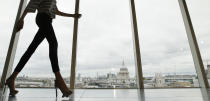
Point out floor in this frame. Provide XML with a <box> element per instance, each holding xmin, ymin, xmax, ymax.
<box><xmin>0</xmin><ymin>88</ymin><xmax>210</xmax><ymax>101</ymax></box>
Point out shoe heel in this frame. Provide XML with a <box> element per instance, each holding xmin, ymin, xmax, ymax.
<box><xmin>56</xmin><ymin>87</ymin><xmax>58</xmax><ymax>98</ymax></box>
<box><xmin>54</xmin><ymin>80</ymin><xmax>58</xmax><ymax>98</ymax></box>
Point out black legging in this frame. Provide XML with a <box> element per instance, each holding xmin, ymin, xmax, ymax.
<box><xmin>14</xmin><ymin>13</ymin><xmax>60</xmax><ymax>73</ymax></box>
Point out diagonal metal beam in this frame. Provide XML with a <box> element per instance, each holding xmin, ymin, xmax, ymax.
<box><xmin>70</xmin><ymin>0</ymin><xmax>80</xmax><ymax>90</ymax></box>
<box><xmin>130</xmin><ymin>0</ymin><xmax>144</xmax><ymax>89</ymax></box>
<box><xmin>178</xmin><ymin>0</ymin><xmax>209</xmax><ymax>88</ymax></box>
<box><xmin>0</xmin><ymin>0</ymin><xmax>27</xmax><ymax>96</ymax></box>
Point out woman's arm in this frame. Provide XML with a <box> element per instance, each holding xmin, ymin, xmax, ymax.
<box><xmin>16</xmin><ymin>0</ymin><xmax>40</xmax><ymax>32</ymax></box>
<box><xmin>16</xmin><ymin>9</ymin><xmax>31</xmax><ymax>32</ymax></box>
<box><xmin>56</xmin><ymin>7</ymin><xmax>81</xmax><ymax>18</ymax></box>
<box><xmin>19</xmin><ymin>9</ymin><xmax>30</xmax><ymax>21</ymax></box>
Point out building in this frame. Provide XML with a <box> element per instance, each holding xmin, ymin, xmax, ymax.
<box><xmin>74</xmin><ymin>60</ymin><xmax>137</xmax><ymax>88</ymax></box>
<box><xmin>153</xmin><ymin>73</ymin><xmax>166</xmax><ymax>87</ymax></box>
<box><xmin>107</xmin><ymin>73</ymin><xmax>117</xmax><ymax>80</ymax></box>
<box><xmin>164</xmin><ymin>75</ymin><xmax>195</xmax><ymax>87</ymax></box>
<box><xmin>117</xmin><ymin>60</ymin><xmax>130</xmax><ymax>80</ymax></box>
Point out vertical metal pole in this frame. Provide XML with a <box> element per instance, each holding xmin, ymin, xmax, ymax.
<box><xmin>70</xmin><ymin>0</ymin><xmax>80</xmax><ymax>89</ymax></box>
<box><xmin>178</xmin><ymin>0</ymin><xmax>209</xmax><ymax>88</ymax></box>
<box><xmin>130</xmin><ymin>0</ymin><xmax>144</xmax><ymax>89</ymax></box>
<box><xmin>0</xmin><ymin>0</ymin><xmax>27</xmax><ymax>91</ymax></box>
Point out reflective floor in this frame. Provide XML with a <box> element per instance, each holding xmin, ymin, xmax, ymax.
<box><xmin>0</xmin><ymin>88</ymin><xmax>210</xmax><ymax>101</ymax></box>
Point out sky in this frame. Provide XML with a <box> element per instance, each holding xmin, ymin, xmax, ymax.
<box><xmin>0</xmin><ymin>0</ymin><xmax>210</xmax><ymax>78</ymax></box>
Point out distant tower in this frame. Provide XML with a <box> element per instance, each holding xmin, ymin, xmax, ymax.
<box><xmin>207</xmin><ymin>65</ymin><xmax>210</xmax><ymax>79</ymax></box>
<box><xmin>77</xmin><ymin>73</ymin><xmax>81</xmax><ymax>81</ymax></box>
<box><xmin>117</xmin><ymin>60</ymin><xmax>130</xmax><ymax>79</ymax></box>
<box><xmin>122</xmin><ymin>59</ymin><xmax>125</xmax><ymax>66</ymax></box>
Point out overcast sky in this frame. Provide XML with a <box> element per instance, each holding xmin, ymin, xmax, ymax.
<box><xmin>0</xmin><ymin>0</ymin><xmax>210</xmax><ymax>78</ymax></box>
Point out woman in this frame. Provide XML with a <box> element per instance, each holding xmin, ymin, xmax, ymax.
<box><xmin>5</xmin><ymin>0</ymin><xmax>81</xmax><ymax>97</ymax></box>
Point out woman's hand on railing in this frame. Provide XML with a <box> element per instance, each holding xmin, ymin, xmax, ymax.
<box><xmin>16</xmin><ymin>19</ymin><xmax>24</xmax><ymax>32</ymax></box>
<box><xmin>73</xmin><ymin>13</ymin><xmax>82</xmax><ymax>18</ymax></box>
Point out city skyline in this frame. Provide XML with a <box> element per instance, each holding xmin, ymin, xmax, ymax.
<box><xmin>13</xmin><ymin>70</ymin><xmax>210</xmax><ymax>88</ymax></box>
<box><xmin>4</xmin><ymin>61</ymin><xmax>210</xmax><ymax>88</ymax></box>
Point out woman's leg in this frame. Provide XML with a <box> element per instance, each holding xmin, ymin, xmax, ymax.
<box><xmin>14</xmin><ymin>29</ymin><xmax>46</xmax><ymax>72</ymax></box>
<box><xmin>45</xmin><ymin>24</ymin><xmax>60</xmax><ymax>73</ymax></box>
<box><xmin>44</xmin><ymin>22</ymin><xmax>71</xmax><ymax>96</ymax></box>
<box><xmin>6</xmin><ymin>28</ymin><xmax>45</xmax><ymax>95</ymax></box>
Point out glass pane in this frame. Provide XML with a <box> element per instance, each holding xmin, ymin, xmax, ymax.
<box><xmin>0</xmin><ymin>0</ymin><xmax>19</xmax><ymax>81</ymax></box>
<box><xmin>186</xmin><ymin>0</ymin><xmax>210</xmax><ymax>86</ymax></box>
<box><xmin>136</xmin><ymin>0</ymin><xmax>199</xmax><ymax>88</ymax></box>
<box><xmin>76</xmin><ymin>0</ymin><xmax>137</xmax><ymax>88</ymax></box>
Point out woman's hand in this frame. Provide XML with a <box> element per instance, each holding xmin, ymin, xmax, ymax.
<box><xmin>16</xmin><ymin>19</ymin><xmax>24</xmax><ymax>32</ymax></box>
<box><xmin>56</xmin><ymin>6</ymin><xmax>82</xmax><ymax>18</ymax></box>
<box><xmin>73</xmin><ymin>13</ymin><xmax>82</xmax><ymax>18</ymax></box>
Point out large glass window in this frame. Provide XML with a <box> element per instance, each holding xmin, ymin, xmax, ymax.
<box><xmin>75</xmin><ymin>0</ymin><xmax>137</xmax><ymax>88</ymax></box>
<box><xmin>186</xmin><ymin>0</ymin><xmax>210</xmax><ymax>86</ymax></box>
<box><xmin>0</xmin><ymin>0</ymin><xmax>20</xmax><ymax>80</ymax></box>
<box><xmin>136</xmin><ymin>0</ymin><xmax>199</xmax><ymax>88</ymax></box>
<box><xmin>1</xmin><ymin>0</ymin><xmax>208</xmax><ymax>89</ymax></box>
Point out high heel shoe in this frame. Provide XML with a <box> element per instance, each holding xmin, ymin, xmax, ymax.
<box><xmin>5</xmin><ymin>79</ymin><xmax>19</xmax><ymax>96</ymax></box>
<box><xmin>54</xmin><ymin>79</ymin><xmax>72</xmax><ymax>98</ymax></box>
